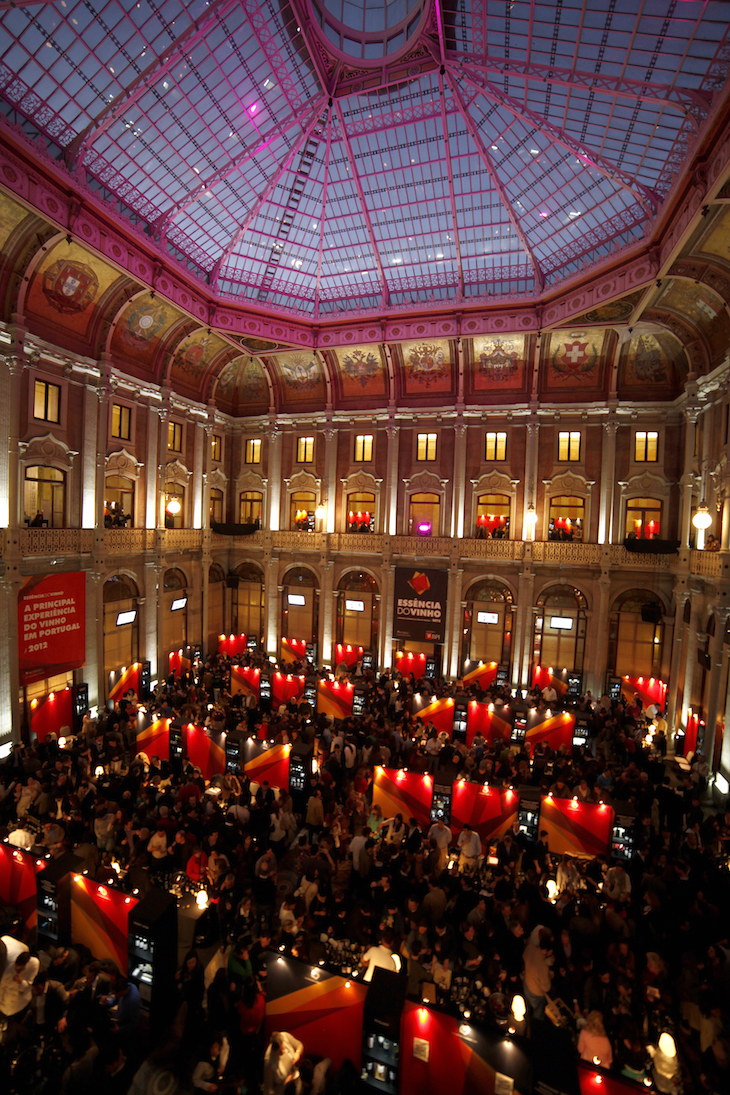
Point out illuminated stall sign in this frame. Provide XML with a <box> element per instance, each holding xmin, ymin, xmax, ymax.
<box><xmin>317</xmin><ymin>679</ymin><xmax>354</xmax><ymax>721</ymax></box>
<box><xmin>372</xmin><ymin>767</ymin><xmax>433</xmax><ymax>829</ymax></box>
<box><xmin>450</xmin><ymin>783</ymin><xmax>518</xmax><ymax>848</ymax></box>
<box><xmin>18</xmin><ymin>571</ymin><xmax>86</xmax><ymax>685</ymax></box>
<box><xmin>540</xmin><ymin>796</ymin><xmax>615</xmax><ymax>858</ymax></box>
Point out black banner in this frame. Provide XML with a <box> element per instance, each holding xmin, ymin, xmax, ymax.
<box><xmin>393</xmin><ymin>566</ymin><xmax>448</xmax><ymax>643</ymax></box>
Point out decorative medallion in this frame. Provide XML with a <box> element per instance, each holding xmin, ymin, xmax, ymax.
<box><xmin>42</xmin><ymin>259</ymin><xmax>99</xmax><ymax>314</ymax></box>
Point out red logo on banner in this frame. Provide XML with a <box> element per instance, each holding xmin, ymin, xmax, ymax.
<box><xmin>18</xmin><ymin>572</ymin><xmax>86</xmax><ymax>684</ymax></box>
<box><xmin>408</xmin><ymin>571</ymin><xmax>431</xmax><ymax>596</ymax></box>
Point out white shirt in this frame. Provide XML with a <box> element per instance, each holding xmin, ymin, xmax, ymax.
<box><xmin>349</xmin><ymin>834</ymin><xmax>367</xmax><ymax>870</ymax></box>
<box><xmin>263</xmin><ymin>1032</ymin><xmax>304</xmax><ymax>1095</ymax></box>
<box><xmin>362</xmin><ymin>944</ymin><xmax>397</xmax><ymax>982</ymax></box>
<box><xmin>457</xmin><ymin>830</ymin><xmax>481</xmax><ymax>858</ymax></box>
<box><xmin>0</xmin><ymin>954</ymin><xmax>40</xmax><ymax>1015</ymax></box>
<box><xmin>427</xmin><ymin>823</ymin><xmax>452</xmax><ymax>849</ymax></box>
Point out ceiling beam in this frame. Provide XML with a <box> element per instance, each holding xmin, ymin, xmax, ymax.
<box><xmin>240</xmin><ymin>0</ymin><xmax>306</xmax><ymax>116</ymax></box>
<box><xmin>210</xmin><ymin>105</ymin><xmax>329</xmax><ymax>292</ymax></box>
<box><xmin>157</xmin><ymin>98</ymin><xmax>327</xmax><ymax>238</ymax></box>
<box><xmin>314</xmin><ymin>114</ymin><xmax>334</xmax><ymax>320</ymax></box>
<box><xmin>455</xmin><ymin>67</ymin><xmax>660</xmax><ymax>216</ymax></box>
<box><xmin>333</xmin><ymin>100</ymin><xmax>389</xmax><ymax>307</ymax></box>
<box><xmin>450</xmin><ymin>55</ymin><xmax>711</xmax><ymax>128</ymax></box>
<box><xmin>64</xmin><ymin>0</ymin><xmax>240</xmax><ymax>170</ymax></box>
<box><xmin>446</xmin><ymin>72</ymin><xmax>544</xmax><ymax>291</ymax></box>
<box><xmin>437</xmin><ymin>69</ymin><xmax>465</xmax><ymax>297</ymax></box>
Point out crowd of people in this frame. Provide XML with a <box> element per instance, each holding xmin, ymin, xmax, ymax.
<box><xmin>1</xmin><ymin>651</ymin><xmax>729</xmax><ymax>1095</ymax></box>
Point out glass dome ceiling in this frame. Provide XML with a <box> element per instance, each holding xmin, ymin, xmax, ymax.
<box><xmin>0</xmin><ymin>0</ymin><xmax>727</xmax><ymax>318</ymax></box>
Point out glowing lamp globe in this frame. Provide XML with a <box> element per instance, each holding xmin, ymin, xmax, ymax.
<box><xmin>692</xmin><ymin>506</ymin><xmax>711</xmax><ymax>530</ymax></box>
<box><xmin>511</xmin><ymin>995</ymin><xmax>526</xmax><ymax>1022</ymax></box>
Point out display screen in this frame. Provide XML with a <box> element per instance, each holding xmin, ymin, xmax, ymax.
<box><xmin>353</xmin><ymin>690</ymin><xmax>367</xmax><ymax>716</ymax></box>
<box><xmin>259</xmin><ymin>675</ymin><xmax>271</xmax><ymax>700</ymax></box>
<box><xmin>116</xmin><ymin>610</ymin><xmax>137</xmax><ymax>626</ymax></box>
<box><xmin>549</xmin><ymin>616</ymin><xmax>573</xmax><ymax>630</ymax></box>
<box><xmin>170</xmin><ymin>597</ymin><xmax>187</xmax><ymax>612</ymax></box>
<box><xmin>288</xmin><ymin>594</ymin><xmax>306</xmax><ymax>606</ymax></box>
<box><xmin>430</xmin><ymin>791</ymin><xmax>452</xmax><ymax>824</ymax></box>
<box><xmin>289</xmin><ymin>755</ymin><xmax>307</xmax><ymax>792</ymax></box>
<box><xmin>345</xmin><ymin>599</ymin><xmax>364</xmax><ymax>612</ymax></box>
<box><xmin>476</xmin><ymin>610</ymin><xmax>499</xmax><ymax>625</ymax></box>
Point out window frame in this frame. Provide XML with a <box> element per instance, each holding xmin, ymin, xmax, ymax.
<box><xmin>245</xmin><ymin>438</ymin><xmax>262</xmax><ymax>465</ymax></box>
<box><xmin>634</xmin><ymin>429</ymin><xmax>659</xmax><ymax>464</ymax></box>
<box><xmin>167</xmin><ymin>420</ymin><xmax>184</xmax><ymax>454</ymax></box>
<box><xmin>354</xmin><ymin>433</ymin><xmax>374</xmax><ymax>463</ymax></box>
<box><xmin>30</xmin><ymin>374</ymin><xmax>64</xmax><ymax>427</ymax></box>
<box><xmin>416</xmin><ymin>432</ymin><xmax>438</xmax><ymax>462</ymax></box>
<box><xmin>557</xmin><ymin>430</ymin><xmax>582</xmax><ymax>462</ymax></box>
<box><xmin>110</xmin><ymin>400</ymin><xmax>133</xmax><ymax>443</ymax></box>
<box><xmin>210</xmin><ymin>433</ymin><xmax>222</xmax><ymax>464</ymax></box>
<box><xmin>296</xmin><ymin>435</ymin><xmax>314</xmax><ymax>463</ymax></box>
<box><xmin>485</xmin><ymin>431</ymin><xmax>507</xmax><ymax>462</ymax></box>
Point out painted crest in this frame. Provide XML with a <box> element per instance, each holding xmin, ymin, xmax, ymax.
<box><xmin>42</xmin><ymin>260</ymin><xmax>99</xmax><ymax>314</ymax></box>
<box><xmin>125</xmin><ymin>303</ymin><xmax>168</xmax><ymax>343</ymax></box>
<box><xmin>340</xmin><ymin>347</ymin><xmax>381</xmax><ymax>387</ymax></box>
<box><xmin>406</xmin><ymin>342</ymin><xmax>448</xmax><ymax>387</ymax></box>
<box><xmin>477</xmin><ymin>339</ymin><xmax>519</xmax><ymax>382</ymax></box>
<box><xmin>551</xmin><ymin>333</ymin><xmax>599</xmax><ymax>379</ymax></box>
<box><xmin>278</xmin><ymin>353</ymin><xmax>320</xmax><ymax>391</ymax></box>
<box><xmin>629</xmin><ymin>335</ymin><xmax>668</xmax><ymax>383</ymax></box>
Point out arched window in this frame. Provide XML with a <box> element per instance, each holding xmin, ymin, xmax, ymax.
<box><xmin>408</xmin><ymin>492</ymin><xmax>440</xmax><ymax>536</ymax></box>
<box><xmin>102</xmin><ymin>574</ymin><xmax>139</xmax><ymax>678</ymax></box>
<box><xmin>475</xmin><ymin>493</ymin><xmax>510</xmax><ymax>539</ymax></box>
<box><xmin>162</xmin><ymin>568</ymin><xmax>188</xmax><ymax>660</ymax></box>
<box><xmin>105</xmin><ymin>474</ymin><xmax>134</xmax><ymax>528</ymax></box>
<box><xmin>234</xmin><ymin>562</ymin><xmax>264</xmax><ymax>640</ymax></box>
<box><xmin>462</xmin><ymin>579</ymin><xmax>514</xmax><ymax>669</ymax></box>
<box><xmin>336</xmin><ymin>571</ymin><xmax>379</xmax><ymax>651</ymax></box>
<box><xmin>626</xmin><ymin>497</ymin><xmax>662</xmax><ymax>540</ymax></box>
<box><xmin>239</xmin><ymin>491</ymin><xmax>263</xmax><ymax>525</ymax></box>
<box><xmin>282</xmin><ymin>567</ymin><xmax>318</xmax><ymax>650</ymax></box>
<box><xmin>548</xmin><ymin>495</ymin><xmax>585</xmax><ymax>541</ymax></box>
<box><xmin>209</xmin><ymin>488</ymin><xmax>224</xmax><ymax>524</ymax></box>
<box><xmin>608</xmin><ymin>591</ymin><xmax>664</xmax><ymax>678</ymax></box>
<box><xmin>533</xmin><ymin>584</ymin><xmax>587</xmax><ymax>673</ymax></box>
<box><xmin>24</xmin><ymin>465</ymin><xmax>65</xmax><ymax>528</ymax></box>
<box><xmin>290</xmin><ymin>491</ymin><xmax>316</xmax><ymax>531</ymax></box>
<box><xmin>346</xmin><ymin>491</ymin><xmax>376</xmax><ymax>533</ymax></box>
<box><xmin>164</xmin><ymin>484</ymin><xmax>185</xmax><ymax>529</ymax></box>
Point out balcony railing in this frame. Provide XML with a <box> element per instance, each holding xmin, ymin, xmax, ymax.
<box><xmin>5</xmin><ymin>528</ymin><xmax>719</xmax><ymax>579</ymax></box>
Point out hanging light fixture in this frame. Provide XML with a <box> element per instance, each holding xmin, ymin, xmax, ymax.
<box><xmin>526</xmin><ymin>505</ymin><xmax>538</xmax><ymax>526</ymax></box>
<box><xmin>166</xmin><ymin>497</ymin><xmax>182</xmax><ymax>515</ymax></box>
<box><xmin>692</xmin><ymin>504</ymin><xmax>711</xmax><ymax>530</ymax></box>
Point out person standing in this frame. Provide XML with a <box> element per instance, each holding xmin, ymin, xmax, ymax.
<box><xmin>427</xmin><ymin>817</ymin><xmax>452</xmax><ymax>872</ymax></box>
<box><xmin>263</xmin><ymin>1030</ymin><xmax>304</xmax><ymax>1095</ymax></box>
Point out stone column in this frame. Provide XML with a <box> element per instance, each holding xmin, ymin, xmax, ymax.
<box><xmin>680</xmin><ymin>593</ymin><xmax>704</xmax><ymax>730</ymax></box>
<box><xmin>323</xmin><ymin>427</ymin><xmax>337</xmax><ymax>533</ymax></box>
<box><xmin>666</xmin><ymin>590</ymin><xmax>689</xmax><ymax>748</ymax></box>
<box><xmin>156</xmin><ymin>396</ymin><xmax>170</xmax><ymax>529</ymax></box>
<box><xmin>446</xmin><ymin>559</ymin><xmax>463</xmax><ymax>678</ymax></box>
<box><xmin>201</xmin><ymin>530</ymin><xmax>212</xmax><ymax>656</ymax></box>
<box><xmin>0</xmin><ymin>355</ymin><xmax>25</xmax><ymax>528</ymax></box>
<box><xmin>380</xmin><ymin>560</ymin><xmax>396</xmax><ymax>670</ymax></box>
<box><xmin>451</xmin><ymin>419</ymin><xmax>467</xmax><ymax>538</ymax></box>
<box><xmin>145</xmin><ymin>404</ymin><xmax>159</xmax><ymax>529</ymax></box>
<box><xmin>267</xmin><ymin>426</ymin><xmax>282</xmax><ymax>531</ymax></box>
<box><xmin>0</xmin><ymin>574</ymin><xmax>23</xmax><ymax>747</ymax></box>
<box><xmin>264</xmin><ymin>553</ymin><xmax>279</xmax><ymax>658</ymax></box>
<box><xmin>522</xmin><ymin>416</ymin><xmax>539</xmax><ymax>540</ymax></box>
<box><xmin>598</xmin><ymin>416</ymin><xmax>618</xmax><ymax>544</ymax></box>
<box><xmin>701</xmin><ymin>606</ymin><xmax>730</xmax><ymax>768</ymax></box>
<box><xmin>319</xmin><ymin>559</ymin><xmax>334</xmax><ymax>666</ymax></box>
<box><xmin>591</xmin><ymin>569</ymin><xmax>612</xmax><ymax>695</ymax></box>
<box><xmin>385</xmin><ymin>424</ymin><xmax>400</xmax><ymax>536</ymax></box>
<box><xmin>192</xmin><ymin>421</ymin><xmax>205</xmax><ymax>529</ymax></box>
<box><xmin>95</xmin><ymin>377</ymin><xmax>112</xmax><ymax>532</ymax></box>
<box><xmin>144</xmin><ymin>560</ymin><xmax>161</xmax><ymax>682</ymax></box>
<box><xmin>85</xmin><ymin>570</ymin><xmax>105</xmax><ymax>711</ymax></box>
<box><xmin>514</xmin><ymin>553</ymin><xmax>535</xmax><ymax>689</ymax></box>
<box><xmin>1</xmin><ymin>355</ymin><xmax>27</xmax><ymax>745</ymax></box>
<box><xmin>81</xmin><ymin>382</ymin><xmax>99</xmax><ymax>529</ymax></box>
<box><xmin>680</xmin><ymin>401</ymin><xmax>700</xmax><ymax>548</ymax></box>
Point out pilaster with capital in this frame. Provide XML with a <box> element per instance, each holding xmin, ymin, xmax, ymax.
<box><xmin>598</xmin><ymin>417</ymin><xmax>618</xmax><ymax>544</ymax></box>
<box><xmin>451</xmin><ymin>419</ymin><xmax>467</xmax><ymax>539</ymax></box>
<box><xmin>679</xmin><ymin>590</ymin><xmax>704</xmax><ymax>732</ymax></box>
<box><xmin>84</xmin><ymin>569</ymin><xmax>105</xmax><ymax>712</ymax></box>
<box><xmin>323</xmin><ymin>426</ymin><xmax>337</xmax><ymax>533</ymax></box>
<box><xmin>590</xmin><ymin>570</ymin><xmax>612</xmax><ymax>695</ymax></box>
<box><xmin>513</xmin><ymin>561</ymin><xmax>535</xmax><ymax>689</ymax></box>
<box><xmin>145</xmin><ymin>404</ymin><xmax>160</xmax><ymax>529</ymax></box>
<box><xmin>701</xmin><ymin>605</ymin><xmax>730</xmax><ymax>765</ymax></box>
<box><xmin>446</xmin><ymin>560</ymin><xmax>464</xmax><ymax>679</ymax></box>
<box><xmin>380</xmin><ymin>561</ymin><xmax>396</xmax><ymax>671</ymax></box>
<box><xmin>666</xmin><ymin>590</ymin><xmax>689</xmax><ymax>743</ymax></box>
<box><xmin>264</xmin><ymin>562</ymin><xmax>279</xmax><ymax>658</ymax></box>
<box><xmin>0</xmin><ymin>574</ymin><xmax>23</xmax><ymax>744</ymax></box>
<box><xmin>144</xmin><ymin>560</ymin><xmax>162</xmax><ymax>680</ymax></box>
<box><xmin>267</xmin><ymin>426</ymin><xmax>282</xmax><ymax>531</ymax></box>
<box><xmin>385</xmin><ymin>424</ymin><xmax>400</xmax><ymax>536</ymax></box>
<box><xmin>680</xmin><ymin>399</ymin><xmax>700</xmax><ymax>547</ymax></box>
<box><xmin>319</xmin><ymin>559</ymin><xmax>335</xmax><ymax>666</ymax></box>
<box><xmin>522</xmin><ymin>417</ymin><xmax>539</xmax><ymax>540</ymax></box>
<box><xmin>0</xmin><ymin>355</ymin><xmax>25</xmax><ymax>529</ymax></box>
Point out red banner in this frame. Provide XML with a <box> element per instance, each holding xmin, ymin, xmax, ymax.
<box><xmin>231</xmin><ymin>665</ymin><xmax>260</xmax><ymax>699</ymax></box>
<box><xmin>183</xmin><ymin>724</ymin><xmax>226</xmax><ymax>780</ymax></box>
<box><xmin>281</xmin><ymin>637</ymin><xmax>307</xmax><ymax>665</ymax></box>
<box><xmin>30</xmin><ymin>685</ymin><xmax>73</xmax><ymax>743</ymax></box>
<box><xmin>533</xmin><ymin>665</ymin><xmax>569</xmax><ymax>696</ymax></box>
<box><xmin>465</xmin><ymin>701</ymin><xmax>512</xmax><ymax>747</ymax></box>
<box><xmin>525</xmin><ymin>710</ymin><xmax>575</xmax><ymax>753</ymax></box>
<box><xmin>372</xmin><ymin>767</ymin><xmax>433</xmax><ymax>828</ymax></box>
<box><xmin>684</xmin><ymin>710</ymin><xmax>700</xmax><ymax>757</ymax></box>
<box><xmin>620</xmin><ymin>675</ymin><xmax>667</xmax><ymax>710</ymax></box>
<box><xmin>168</xmin><ymin>648</ymin><xmax>191</xmax><ymax>679</ymax></box>
<box><xmin>109</xmin><ymin>662</ymin><xmax>142</xmax><ymax>706</ymax></box>
<box><xmin>335</xmin><ymin>644</ymin><xmax>363</xmax><ymax>668</ymax></box>
<box><xmin>243</xmin><ymin>742</ymin><xmax>291</xmax><ymax>790</ymax></box>
<box><xmin>0</xmin><ymin>845</ymin><xmax>45</xmax><ymax>931</ymax></box>
<box><xmin>462</xmin><ymin>660</ymin><xmax>499</xmax><ymax>689</ymax></box>
<box><xmin>136</xmin><ymin>718</ymin><xmax>170</xmax><ymax>761</ymax></box>
<box><xmin>317</xmin><ymin>679</ymin><xmax>354</xmax><ymax>721</ymax></box>
<box><xmin>272</xmin><ymin>672</ymin><xmax>306</xmax><ymax>708</ymax></box>
<box><xmin>218</xmin><ymin>633</ymin><xmax>248</xmax><ymax>657</ymax></box>
<box><xmin>412</xmin><ymin>695</ymin><xmax>455</xmax><ymax>736</ymax></box>
<box><xmin>395</xmin><ymin>651</ymin><xmax>427</xmax><ymax>678</ymax></box>
<box><xmin>18</xmin><ymin>571</ymin><xmax>86</xmax><ymax>685</ymax></box>
<box><xmin>450</xmin><ymin>783</ymin><xmax>518</xmax><ymax>848</ymax></box>
<box><xmin>540</xmin><ymin>796</ymin><xmax>614</xmax><ymax>858</ymax></box>
<box><xmin>70</xmin><ymin>875</ymin><xmax>137</xmax><ymax>975</ymax></box>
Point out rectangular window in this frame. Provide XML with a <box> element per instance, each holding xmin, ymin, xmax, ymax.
<box><xmin>111</xmin><ymin>403</ymin><xmax>131</xmax><ymax>441</ymax></box>
<box><xmin>558</xmin><ymin>431</ymin><xmax>581</xmax><ymax>461</ymax></box>
<box><xmin>34</xmin><ymin>379</ymin><xmax>60</xmax><ymax>423</ymax></box>
<box><xmin>168</xmin><ymin>421</ymin><xmax>182</xmax><ymax>452</ymax></box>
<box><xmin>635</xmin><ymin>431</ymin><xmax>658</xmax><ymax>462</ymax></box>
<box><xmin>485</xmin><ymin>431</ymin><xmax>507</xmax><ymax>461</ymax></box>
<box><xmin>354</xmin><ymin>434</ymin><xmax>373</xmax><ymax>462</ymax></box>
<box><xmin>245</xmin><ymin>438</ymin><xmax>261</xmax><ymax>464</ymax></box>
<box><xmin>211</xmin><ymin>434</ymin><xmax>222</xmax><ymax>463</ymax></box>
<box><xmin>297</xmin><ymin>436</ymin><xmax>314</xmax><ymax>463</ymax></box>
<box><xmin>417</xmin><ymin>432</ymin><xmax>437</xmax><ymax>461</ymax></box>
